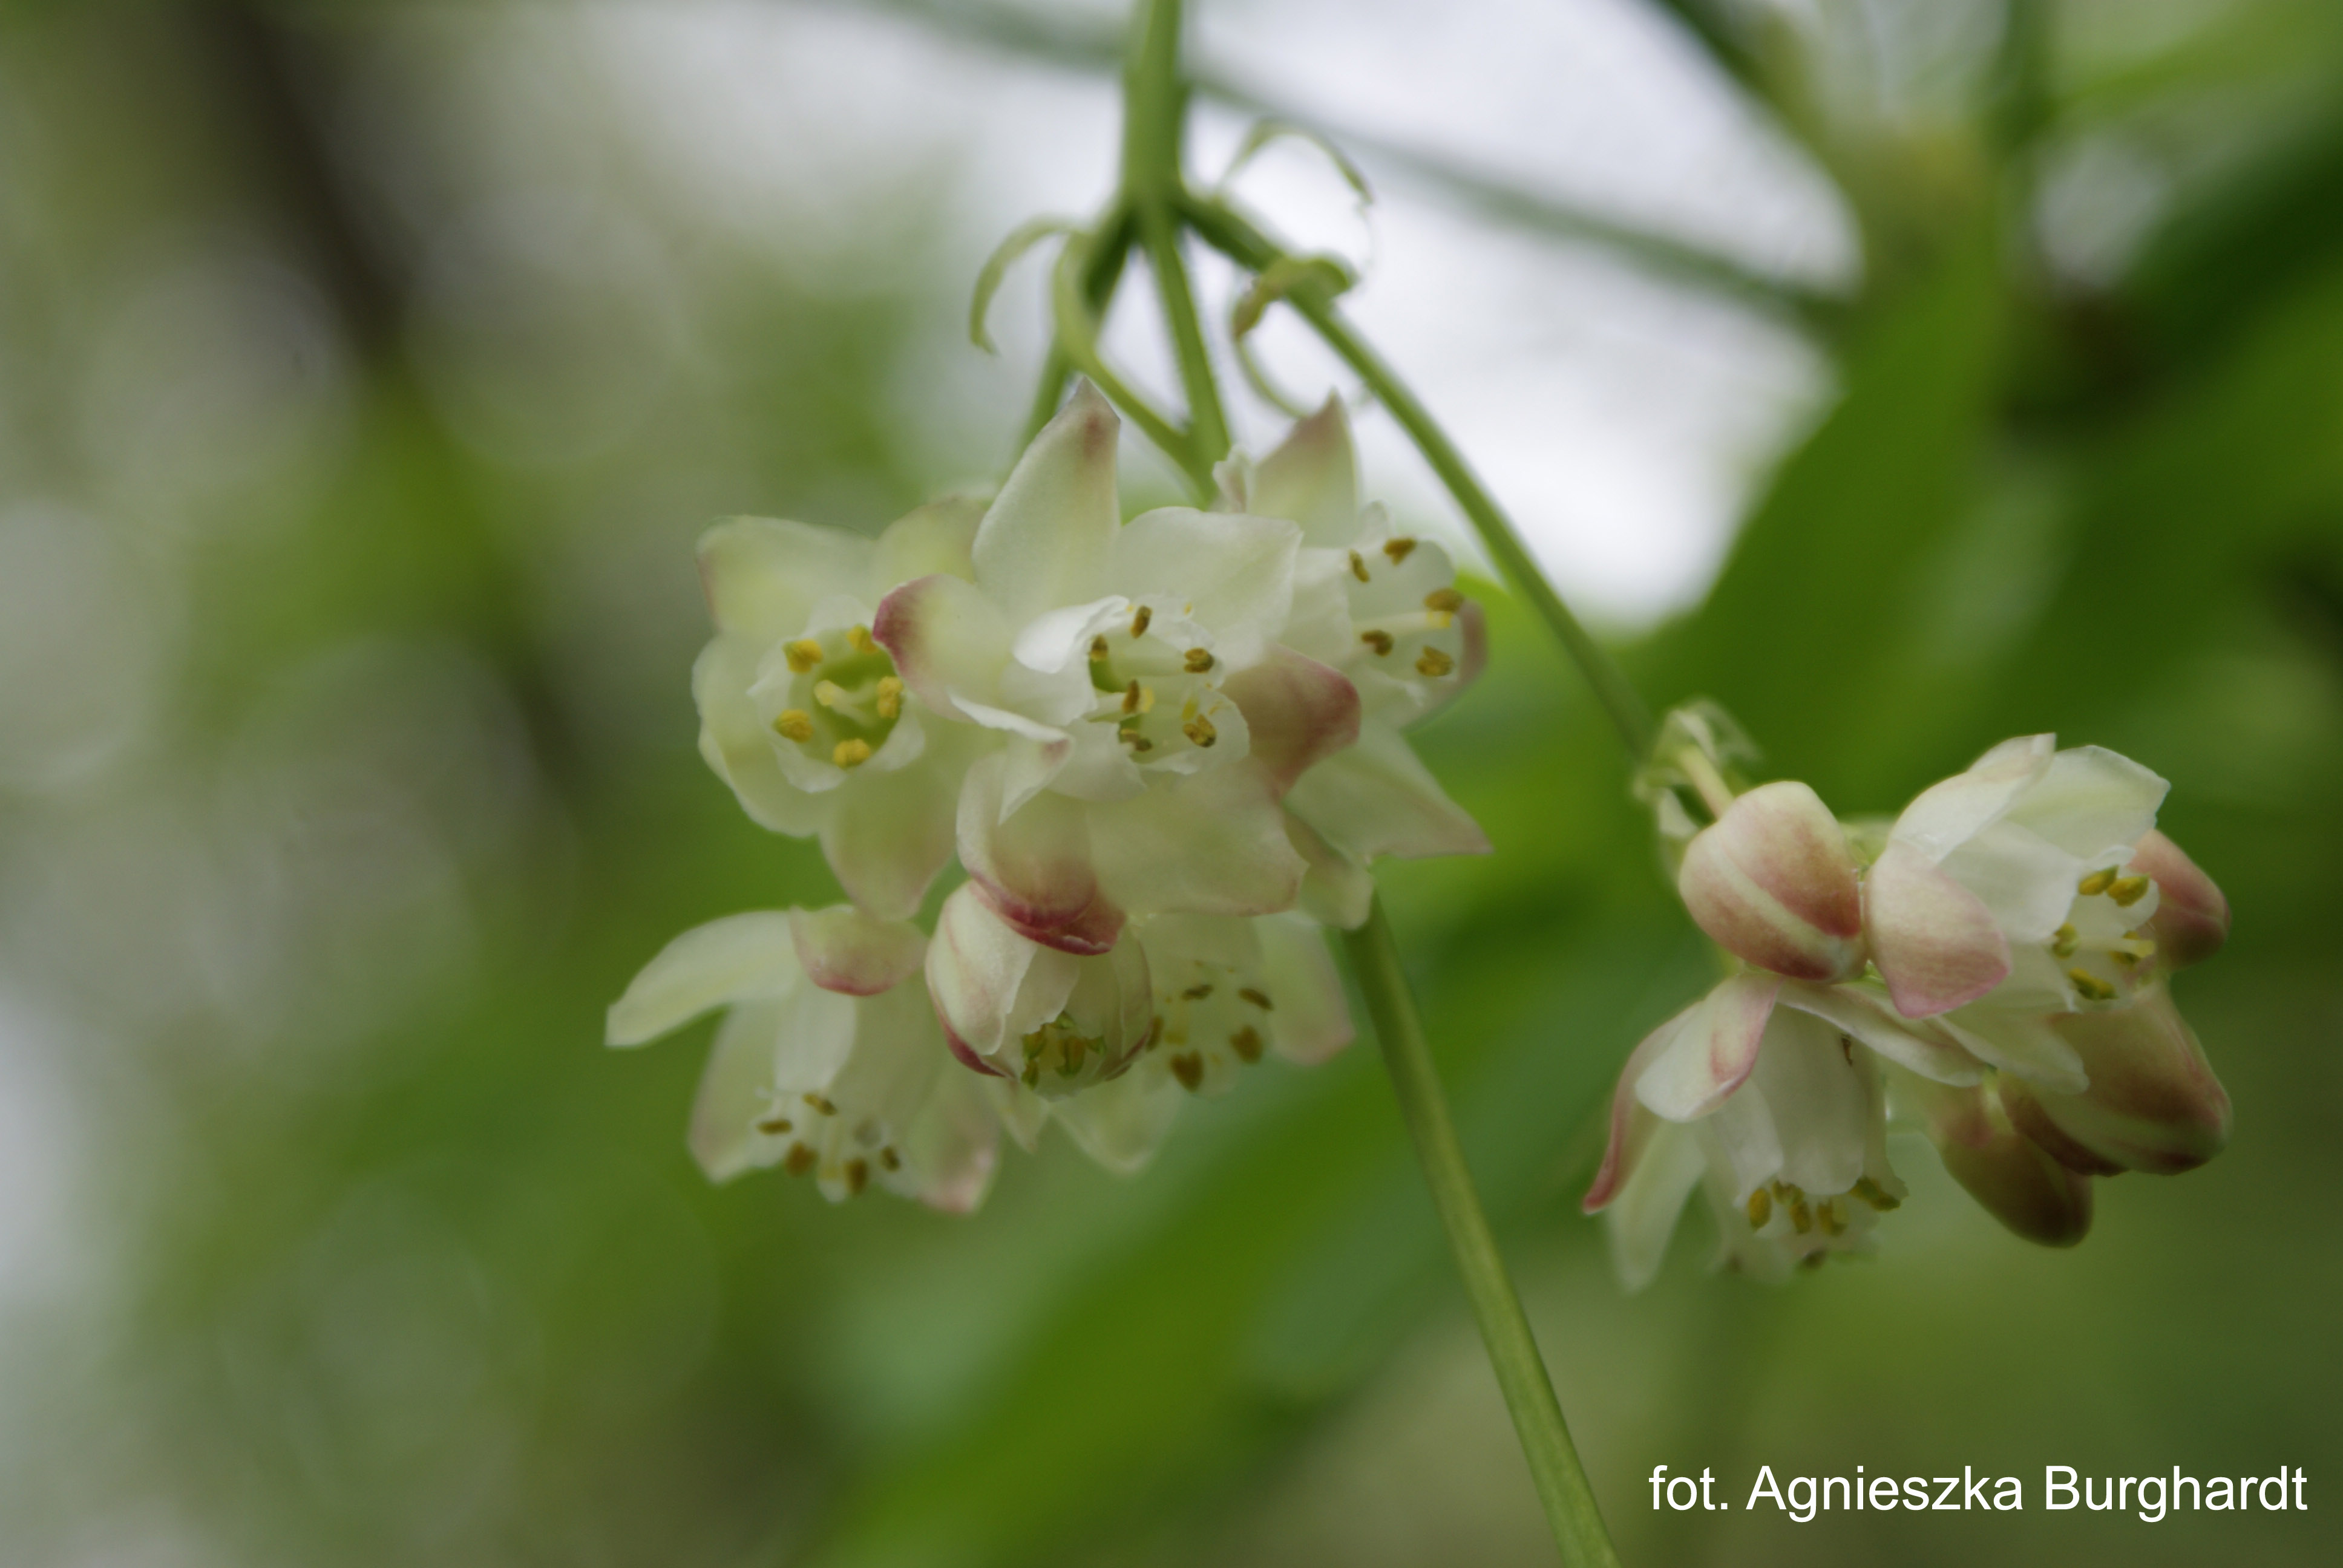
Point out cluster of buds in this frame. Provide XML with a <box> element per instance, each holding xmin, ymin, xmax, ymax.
<box><xmin>609</xmin><ymin>385</ymin><xmax>1488</xmax><ymax>1209</ymax></box>
<box><xmin>1588</xmin><ymin>710</ymin><xmax>2232</xmax><ymax>1285</ymax></box>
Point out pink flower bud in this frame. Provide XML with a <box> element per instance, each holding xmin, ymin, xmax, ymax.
<box><xmin>1909</xmin><ymin>1074</ymin><xmax>2094</xmax><ymax>1247</ymax></box>
<box><xmin>2002</xmin><ymin>987</ymin><xmax>2231</xmax><ymax>1175</ymax></box>
<box><xmin>1676</xmin><ymin>781</ymin><xmax>1866</xmax><ymax>983</ymax></box>
<box><xmin>2129</xmin><ymin>829</ymin><xmax>2230</xmax><ymax>970</ymax></box>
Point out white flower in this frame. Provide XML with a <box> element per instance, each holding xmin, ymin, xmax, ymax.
<box><xmin>608</xmin><ymin>905</ymin><xmax>997</xmax><ymax>1210</ymax></box>
<box><xmin>1583</xmin><ymin>972</ymin><xmax>1979</xmax><ymax>1287</ymax></box>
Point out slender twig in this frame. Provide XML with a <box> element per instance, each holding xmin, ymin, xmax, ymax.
<box><xmin>1123</xmin><ymin>0</ymin><xmax>1230</xmax><ymax>470</ymax></box>
<box><xmin>1179</xmin><ymin>193</ymin><xmax>1656</xmax><ymax>759</ymax></box>
<box><xmin>1024</xmin><ymin>207</ymin><xmax>1136</xmax><ymax>444</ymax></box>
<box><xmin>1344</xmin><ymin>901</ymin><xmax>1625</xmax><ymax>1567</ymax></box>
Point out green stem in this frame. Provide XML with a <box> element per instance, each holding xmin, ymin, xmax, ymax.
<box><xmin>1181</xmin><ymin>194</ymin><xmax>1655</xmax><ymax>759</ymax></box>
<box><xmin>1343</xmin><ymin>900</ymin><xmax>1624</xmax><ymax>1567</ymax></box>
<box><xmin>1023</xmin><ymin>208</ymin><xmax>1136</xmax><ymax>446</ymax></box>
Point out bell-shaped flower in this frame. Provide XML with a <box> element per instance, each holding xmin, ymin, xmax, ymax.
<box><xmin>693</xmin><ymin>497</ymin><xmax>989</xmax><ymax>919</ymax></box>
<box><xmin>1676</xmin><ymin>781</ymin><xmax>1867</xmax><ymax>983</ymax></box>
<box><xmin>1212</xmin><ymin>398</ymin><xmax>1490</xmax><ymax>926</ymax></box>
<box><xmin>1043</xmin><ymin>911</ymin><xmax>1356</xmax><ymax>1172</ymax></box>
<box><xmin>1994</xmin><ymin>984</ymin><xmax>2232</xmax><ymax>1175</ymax></box>
<box><xmin>1584</xmin><ymin>972</ymin><xmax>1979</xmax><ymax>1287</ymax></box>
<box><xmin>876</xmin><ymin>384</ymin><xmax>1362</xmax><ymax>950</ymax></box>
<box><xmin>607</xmin><ymin>905</ymin><xmax>998</xmax><ymax>1210</ymax></box>
<box><xmin>1892</xmin><ymin>1067</ymin><xmax>2094</xmax><ymax>1247</ymax></box>
<box><xmin>924</xmin><ymin>882</ymin><xmax>1155</xmax><ymax>1095</ymax></box>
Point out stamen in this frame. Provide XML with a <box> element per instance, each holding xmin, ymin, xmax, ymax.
<box><xmin>813</xmin><ymin>679</ymin><xmax>848</xmax><ymax>710</ymax></box>
<box><xmin>1144</xmin><ymin>1016</ymin><xmax>1165</xmax><ymax>1051</ymax></box>
<box><xmin>2108</xmin><ymin>874</ymin><xmax>2151</xmax><ymax>907</ymax></box>
<box><xmin>1119</xmin><ymin>731</ymin><xmax>1154</xmax><ymax>753</ymax></box>
<box><xmin>879</xmin><ymin>1147</ymin><xmax>902</xmax><ymax>1171</ymax></box>
<box><xmin>1230</xmin><ymin>1025</ymin><xmax>1263</xmax><ymax>1063</ymax></box>
<box><xmin>833</xmin><ymin>739</ymin><xmax>873</xmax><ymax>768</ymax></box>
<box><xmin>773</xmin><ymin>710</ymin><xmax>815</xmax><ymax>743</ymax></box>
<box><xmin>2068</xmin><ymin>968</ymin><xmax>2117</xmax><ymax>1002</ymax></box>
<box><xmin>1057</xmin><ymin>1037</ymin><xmax>1087</xmax><ymax>1078</ymax></box>
<box><xmin>2050</xmin><ymin>923</ymin><xmax>2079</xmax><ymax>959</ymax></box>
<box><xmin>844</xmin><ymin>1158</ymin><xmax>870</xmax><ymax>1195</ymax></box>
<box><xmin>1790</xmin><ymin>1199</ymin><xmax>1814</xmax><ymax>1235</ymax></box>
<box><xmin>1383</xmin><ymin>537</ymin><xmax>1418</xmax><ymax>563</ymax></box>
<box><xmin>1746</xmin><ymin>1187</ymin><xmax>1772</xmax><ymax>1229</ymax></box>
<box><xmin>1360</xmin><ymin>629</ymin><xmax>1394</xmax><ymax>656</ymax></box>
<box><xmin>1818</xmin><ymin>1198</ymin><xmax>1849</xmax><ymax>1237</ymax></box>
<box><xmin>2112</xmin><ymin>949</ymin><xmax>2138</xmax><ymax>967</ymax></box>
<box><xmin>783</xmin><ymin>1144</ymin><xmax>816</xmax><ymax>1177</ymax></box>
<box><xmin>1182</xmin><ymin>713</ymin><xmax>1217</xmax><ymax>748</ymax></box>
<box><xmin>847</xmin><ymin>625</ymin><xmax>878</xmax><ymax>655</ymax></box>
<box><xmin>1852</xmin><ymin>1177</ymin><xmax>1901</xmax><ymax>1212</ymax></box>
<box><xmin>1170</xmin><ymin>1051</ymin><xmax>1204</xmax><ymax>1091</ymax></box>
<box><xmin>784</xmin><ymin>638</ymin><xmax>824</xmax><ymax>674</ymax></box>
<box><xmin>1183</xmin><ymin>647</ymin><xmax>1214</xmax><ymax>673</ymax></box>
<box><xmin>1130</xmin><ymin>605</ymin><xmax>1152</xmax><ymax>638</ymax></box>
<box><xmin>1423</xmin><ymin>587</ymin><xmax>1464</xmax><ymax>613</ymax></box>
<box><xmin>1122</xmin><ymin>679</ymin><xmax>1144</xmax><ymax>715</ymax></box>
<box><xmin>1415</xmin><ymin>647</ymin><xmax>1455</xmax><ymax>678</ymax></box>
<box><xmin>2078</xmin><ymin>867</ymin><xmax>2119</xmax><ymax>897</ymax></box>
<box><xmin>1348</xmin><ymin>550</ymin><xmax>1370</xmax><ymax>583</ymax></box>
<box><xmin>756</xmin><ymin>1116</ymin><xmax>793</xmax><ymax>1135</ymax></box>
<box><xmin>1089</xmin><ymin>635</ymin><xmax>1110</xmax><ymax>662</ymax></box>
<box><xmin>803</xmin><ymin>1094</ymin><xmax>837</xmax><ymax>1115</ymax></box>
<box><xmin>1237</xmin><ymin>987</ymin><xmax>1273</xmax><ymax>1011</ymax></box>
<box><xmin>874</xmin><ymin>676</ymin><xmax>903</xmax><ymax>720</ymax></box>
<box><xmin>1182</xmin><ymin>983</ymin><xmax>1214</xmax><ymax>1001</ymax></box>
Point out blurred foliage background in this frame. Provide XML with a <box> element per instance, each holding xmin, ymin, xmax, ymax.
<box><xmin>3</xmin><ymin>1</ymin><xmax>2341</xmax><ymax>1564</ymax></box>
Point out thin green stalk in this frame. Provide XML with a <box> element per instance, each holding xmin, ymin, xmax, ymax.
<box><xmin>1023</xmin><ymin>208</ymin><xmax>1135</xmax><ymax>445</ymax></box>
<box><xmin>1181</xmin><ymin>194</ymin><xmax>1655</xmax><ymax>760</ymax></box>
<box><xmin>1344</xmin><ymin>900</ymin><xmax>1624</xmax><ymax>1567</ymax></box>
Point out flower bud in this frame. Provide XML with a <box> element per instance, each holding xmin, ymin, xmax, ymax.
<box><xmin>2001</xmin><ymin>987</ymin><xmax>2230</xmax><ymax>1175</ymax></box>
<box><xmin>1906</xmin><ymin>1073</ymin><xmax>2094</xmax><ymax>1247</ymax></box>
<box><xmin>1676</xmin><ymin>781</ymin><xmax>1866</xmax><ymax>982</ymax></box>
<box><xmin>2129</xmin><ymin>829</ymin><xmax>2230</xmax><ymax>970</ymax></box>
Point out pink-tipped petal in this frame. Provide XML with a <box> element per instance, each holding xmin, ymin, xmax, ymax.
<box><xmin>1905</xmin><ymin>1074</ymin><xmax>2094</xmax><ymax>1247</ymax></box>
<box><xmin>972</xmin><ymin>381</ymin><xmax>1121</xmax><ymax>622</ymax></box>
<box><xmin>787</xmin><ymin>905</ymin><xmax>926</xmax><ymax>997</ymax></box>
<box><xmin>2130</xmin><ymin>829</ymin><xmax>2230</xmax><ymax>969</ymax></box>
<box><xmin>1221</xmin><ymin>647</ymin><xmax>1362</xmax><ymax>795</ymax></box>
<box><xmin>1676</xmin><ymin>780</ymin><xmax>1866</xmax><ymax>982</ymax></box>
<box><xmin>872</xmin><ymin>573</ymin><xmax>1012</xmax><ymax>724</ymax></box>
<box><xmin>1634</xmin><ymin>973</ymin><xmax>1782</xmax><ymax>1122</ymax></box>
<box><xmin>956</xmin><ymin>753</ymin><xmax>1122</xmax><ymax>953</ymax></box>
<box><xmin>1584</xmin><ymin>1001</ymin><xmax>1697</xmax><ymax>1214</ymax></box>
<box><xmin>1865</xmin><ymin>840</ymin><xmax>2013</xmax><ymax>1017</ymax></box>
<box><xmin>2030</xmin><ymin>987</ymin><xmax>2232</xmax><ymax>1175</ymax></box>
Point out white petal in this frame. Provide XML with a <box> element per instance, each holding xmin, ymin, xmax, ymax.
<box><xmin>1256</xmin><ymin>915</ymin><xmax>1355</xmax><ymax>1065</ymax></box>
<box><xmin>818</xmin><ymin>753</ymin><xmax>961</xmax><ymax>922</ymax></box>
<box><xmin>1936</xmin><ymin>1008</ymin><xmax>2089</xmax><ymax>1095</ymax></box>
<box><xmin>1605</xmin><ymin>1119</ymin><xmax>1706</xmax><ymax>1292</ymax></box>
<box><xmin>871</xmin><ymin>495</ymin><xmax>985</xmax><ymax>592</ymax></box>
<box><xmin>957</xmin><ymin>753</ymin><xmax>1119</xmax><ymax>952</ymax></box>
<box><xmin>1086</xmin><ymin>760</ymin><xmax>1306</xmax><ymax>918</ymax></box>
<box><xmin>1283</xmin><ymin>721</ymin><xmax>1489</xmax><ymax>862</ymax></box>
<box><xmin>1938</xmin><ymin>820</ymin><xmax>2080</xmax><ymax>944</ymax></box>
<box><xmin>1634</xmin><ymin>973</ymin><xmax>1781</xmax><ymax>1122</ymax></box>
<box><xmin>1221</xmin><ymin>648</ymin><xmax>1361</xmax><ymax>795</ymax></box>
<box><xmin>1109</xmin><ymin>509</ymin><xmax>1301</xmax><ymax>669</ymax></box>
<box><xmin>1286</xmin><ymin>809</ymin><xmax>1375</xmax><ymax>930</ymax></box>
<box><xmin>1051</xmin><ymin>1067</ymin><xmax>1187</xmax><ymax>1174</ymax></box>
<box><xmin>1701</xmin><ymin>1084</ymin><xmax>1785</xmax><ymax>1200</ymax></box>
<box><xmin>973</xmin><ymin>381</ymin><xmax>1120</xmax><ymax>622</ymax></box>
<box><xmin>925</xmin><ymin>884</ymin><xmax>1079</xmax><ymax>1060</ymax></box>
<box><xmin>1747</xmin><ymin>1007</ymin><xmax>1870</xmax><ymax>1196</ymax></box>
<box><xmin>686</xmin><ymin>1001</ymin><xmax>786</xmax><ymax>1181</ymax></box>
<box><xmin>1864</xmin><ymin>840</ymin><xmax>2012</xmax><ymax>1018</ymax></box>
<box><xmin>890</xmin><ymin>1065</ymin><xmax>1001</xmax><ymax>1213</ymax></box>
<box><xmin>1890</xmin><ymin>739</ymin><xmax>2054</xmax><ymax>861</ymax></box>
<box><xmin>1585</xmin><ymin>1001</ymin><xmax>1696</xmax><ymax>1212</ymax></box>
<box><xmin>608</xmin><ymin>911</ymin><xmax>800</xmax><ymax>1047</ymax></box>
<box><xmin>693</xmin><ymin>635</ymin><xmax>835</xmax><ymax>836</ymax></box>
<box><xmin>788</xmin><ymin>905</ymin><xmax>926</xmax><ymax>997</ymax></box>
<box><xmin>2002</xmin><ymin>745</ymin><xmax>2168</xmax><ymax>861</ymax></box>
<box><xmin>871</xmin><ymin>573</ymin><xmax>1012</xmax><ymax>724</ymax></box>
<box><xmin>1247</xmin><ymin>397</ymin><xmax>1360</xmax><ymax>547</ymax></box>
<box><xmin>1676</xmin><ymin>780</ymin><xmax>1865</xmax><ymax>983</ymax></box>
<box><xmin>1777</xmin><ymin>981</ymin><xmax>1982</xmax><ymax>1086</ymax></box>
<box><xmin>697</xmin><ymin>517</ymin><xmax>874</xmax><ymax>641</ymax></box>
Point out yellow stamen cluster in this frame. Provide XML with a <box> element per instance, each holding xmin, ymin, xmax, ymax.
<box><xmin>1416</xmin><ymin>647</ymin><xmax>1455</xmax><ymax>678</ymax></box>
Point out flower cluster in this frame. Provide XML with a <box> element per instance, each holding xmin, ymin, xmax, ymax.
<box><xmin>610</xmin><ymin>385</ymin><xmax>1487</xmax><ymax>1208</ymax></box>
<box><xmin>1588</xmin><ymin>714</ymin><xmax>2232</xmax><ymax>1285</ymax></box>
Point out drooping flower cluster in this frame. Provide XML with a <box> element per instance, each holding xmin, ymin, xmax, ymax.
<box><xmin>1588</xmin><ymin>711</ymin><xmax>2232</xmax><ymax>1285</ymax></box>
<box><xmin>610</xmin><ymin>385</ymin><xmax>1488</xmax><ymax>1209</ymax></box>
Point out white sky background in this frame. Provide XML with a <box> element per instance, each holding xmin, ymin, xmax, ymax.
<box><xmin>590</xmin><ymin>0</ymin><xmax>1852</xmax><ymax>627</ymax></box>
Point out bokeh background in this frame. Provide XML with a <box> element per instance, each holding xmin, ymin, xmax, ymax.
<box><xmin>4</xmin><ymin>1</ymin><xmax>2341</xmax><ymax>1563</ymax></box>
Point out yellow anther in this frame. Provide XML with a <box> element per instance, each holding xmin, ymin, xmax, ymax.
<box><xmin>2050</xmin><ymin>923</ymin><xmax>2079</xmax><ymax>959</ymax></box>
<box><xmin>774</xmin><ymin>710</ymin><xmax>815</xmax><ymax>743</ymax></box>
<box><xmin>1144</xmin><ymin>1016</ymin><xmax>1165</xmax><ymax>1051</ymax></box>
<box><xmin>1182</xmin><ymin>713</ymin><xmax>1217</xmax><ymax>748</ymax></box>
<box><xmin>1853</xmin><ymin>1177</ymin><xmax>1900</xmax><ymax>1212</ymax></box>
<box><xmin>1789</xmin><ymin>1200</ymin><xmax>1814</xmax><ymax>1235</ymax></box>
<box><xmin>2078</xmin><ymin>867</ymin><xmax>2119</xmax><ymax>897</ymax></box>
<box><xmin>803</xmin><ymin>1093</ymin><xmax>837</xmax><ymax>1115</ymax></box>
<box><xmin>1772</xmin><ymin>1179</ymin><xmax>1802</xmax><ymax>1202</ymax></box>
<box><xmin>1360</xmin><ymin>629</ymin><xmax>1395</xmax><ymax>656</ymax></box>
<box><xmin>1170</xmin><ymin>1051</ymin><xmax>1204</xmax><ymax>1091</ymax></box>
<box><xmin>833</xmin><ymin>739</ymin><xmax>873</xmax><ymax>768</ymax></box>
<box><xmin>879</xmin><ymin>1147</ymin><xmax>902</xmax><ymax>1172</ymax></box>
<box><xmin>813</xmin><ymin>679</ymin><xmax>848</xmax><ymax>709</ymax></box>
<box><xmin>783</xmin><ymin>1144</ymin><xmax>816</xmax><ymax>1177</ymax></box>
<box><xmin>2108</xmin><ymin>874</ymin><xmax>2152</xmax><ymax>907</ymax></box>
<box><xmin>1182</xmin><ymin>983</ymin><xmax>1214</xmax><ymax>1001</ymax></box>
<box><xmin>1230</xmin><ymin>1025</ymin><xmax>1263</xmax><ymax>1063</ymax></box>
<box><xmin>1089</xmin><ymin>635</ymin><xmax>1110</xmax><ymax>661</ymax></box>
<box><xmin>1057</xmin><ymin>1037</ymin><xmax>1087</xmax><ymax>1078</ymax></box>
<box><xmin>1120</xmin><ymin>731</ymin><xmax>1154</xmax><ymax>753</ymax></box>
<box><xmin>1237</xmin><ymin>987</ymin><xmax>1273</xmax><ymax>1011</ymax></box>
<box><xmin>1021</xmin><ymin>1063</ymin><xmax>1040</xmax><ymax>1088</ymax></box>
<box><xmin>1348</xmin><ymin>550</ymin><xmax>1370</xmax><ymax>583</ymax></box>
<box><xmin>843</xmin><ymin>1158</ymin><xmax>869</xmax><ymax>1195</ymax></box>
<box><xmin>1818</xmin><ymin>1198</ymin><xmax>1849</xmax><ymax>1237</ymax></box>
<box><xmin>2113</xmin><ymin>949</ymin><xmax>2138</xmax><ymax>967</ymax></box>
<box><xmin>1746</xmin><ymin>1187</ymin><xmax>1772</xmax><ymax>1229</ymax></box>
<box><xmin>756</xmin><ymin>1115</ymin><xmax>793</xmax><ymax>1135</ymax></box>
<box><xmin>1423</xmin><ymin>587</ymin><xmax>1464</xmax><ymax>613</ymax></box>
<box><xmin>1383</xmin><ymin>537</ymin><xmax>1418</xmax><ymax>563</ymax></box>
<box><xmin>1130</xmin><ymin>604</ymin><xmax>1152</xmax><ymax>638</ymax></box>
<box><xmin>1183</xmin><ymin>647</ymin><xmax>1214</xmax><ymax>673</ymax></box>
<box><xmin>874</xmin><ymin>676</ymin><xmax>903</xmax><ymax>719</ymax></box>
<box><xmin>1122</xmin><ymin>679</ymin><xmax>1144</xmax><ymax>715</ymax></box>
<box><xmin>1415</xmin><ymin>646</ymin><xmax>1455</xmax><ymax>678</ymax></box>
<box><xmin>2068</xmin><ymin>968</ymin><xmax>2117</xmax><ymax>1002</ymax></box>
<box><xmin>784</xmin><ymin>638</ymin><xmax>824</xmax><ymax>673</ymax></box>
<box><xmin>847</xmin><ymin>624</ymin><xmax>877</xmax><ymax>655</ymax></box>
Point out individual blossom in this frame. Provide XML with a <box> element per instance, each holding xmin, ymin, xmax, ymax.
<box><xmin>1583</xmin><ymin>971</ymin><xmax>1981</xmax><ymax>1287</ymax></box>
<box><xmin>1675</xmin><ymin>780</ymin><xmax>1867</xmax><ymax>984</ymax></box>
<box><xmin>608</xmin><ymin>904</ymin><xmax>997</xmax><ymax>1210</ymax></box>
<box><xmin>875</xmin><ymin>384</ymin><xmax>1360</xmax><ymax>952</ymax></box>
<box><xmin>1892</xmin><ymin>1067</ymin><xmax>2094</xmax><ymax>1247</ymax></box>
<box><xmin>1212</xmin><ymin>397</ymin><xmax>1490</xmax><ymax>927</ymax></box>
<box><xmin>693</xmin><ymin>496</ymin><xmax>991</xmax><ymax>919</ymax></box>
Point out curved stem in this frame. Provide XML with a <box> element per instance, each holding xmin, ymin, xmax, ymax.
<box><xmin>1343</xmin><ymin>900</ymin><xmax>1624</xmax><ymax>1567</ymax></box>
<box><xmin>1024</xmin><ymin>207</ymin><xmax>1136</xmax><ymax>445</ymax></box>
<box><xmin>1181</xmin><ymin>194</ymin><xmax>1655</xmax><ymax>760</ymax></box>
<box><xmin>1124</xmin><ymin>0</ymin><xmax>1230</xmax><ymax>471</ymax></box>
